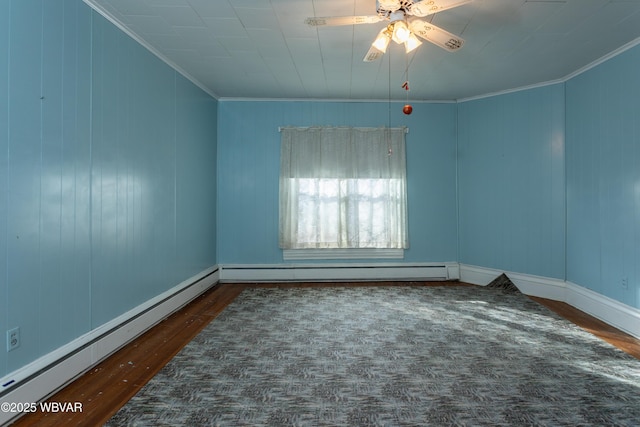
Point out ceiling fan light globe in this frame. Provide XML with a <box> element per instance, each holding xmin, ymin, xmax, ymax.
<box><xmin>372</xmin><ymin>30</ymin><xmax>392</xmax><ymax>52</ymax></box>
<box><xmin>371</xmin><ymin>35</ymin><xmax>391</xmax><ymax>52</ymax></box>
<box><xmin>392</xmin><ymin>21</ymin><xmax>411</xmax><ymax>44</ymax></box>
<box><xmin>404</xmin><ymin>33</ymin><xmax>422</xmax><ymax>53</ymax></box>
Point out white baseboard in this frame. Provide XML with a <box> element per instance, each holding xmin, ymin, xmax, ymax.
<box><xmin>565</xmin><ymin>281</ymin><xmax>640</xmax><ymax>339</ymax></box>
<box><xmin>506</xmin><ymin>271</ymin><xmax>567</xmax><ymax>301</ymax></box>
<box><xmin>459</xmin><ymin>264</ymin><xmax>640</xmax><ymax>339</ymax></box>
<box><xmin>460</xmin><ymin>264</ymin><xmax>567</xmax><ymax>299</ymax></box>
<box><xmin>0</xmin><ymin>266</ymin><xmax>220</xmax><ymax>426</ymax></box>
<box><xmin>219</xmin><ymin>262</ymin><xmax>460</xmax><ymax>283</ymax></box>
<box><xmin>459</xmin><ymin>264</ymin><xmax>501</xmax><ymax>286</ymax></box>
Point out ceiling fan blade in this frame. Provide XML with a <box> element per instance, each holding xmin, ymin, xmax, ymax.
<box><xmin>409</xmin><ymin>0</ymin><xmax>473</xmax><ymax>17</ymax></box>
<box><xmin>409</xmin><ymin>19</ymin><xmax>464</xmax><ymax>51</ymax></box>
<box><xmin>305</xmin><ymin>15</ymin><xmax>384</xmax><ymax>27</ymax></box>
<box><xmin>363</xmin><ymin>45</ymin><xmax>385</xmax><ymax>62</ymax></box>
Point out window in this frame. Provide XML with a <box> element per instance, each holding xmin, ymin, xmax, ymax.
<box><xmin>279</xmin><ymin>127</ymin><xmax>408</xmax><ymax>256</ymax></box>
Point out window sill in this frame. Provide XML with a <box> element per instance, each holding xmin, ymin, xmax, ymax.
<box><xmin>283</xmin><ymin>248</ymin><xmax>404</xmax><ymax>261</ymax></box>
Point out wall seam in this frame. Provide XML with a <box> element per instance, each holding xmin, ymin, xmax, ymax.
<box><xmin>88</xmin><ymin>8</ymin><xmax>94</xmax><ymax>330</ymax></box>
<box><xmin>563</xmin><ymin>81</ymin><xmax>568</xmax><ymax>283</ymax></box>
<box><xmin>4</xmin><ymin>0</ymin><xmax>12</xmax><ymax>369</ymax></box>
<box><xmin>454</xmin><ymin>102</ymin><xmax>460</xmax><ymax>265</ymax></box>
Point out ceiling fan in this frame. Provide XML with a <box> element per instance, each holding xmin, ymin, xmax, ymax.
<box><xmin>306</xmin><ymin>0</ymin><xmax>472</xmax><ymax>62</ymax></box>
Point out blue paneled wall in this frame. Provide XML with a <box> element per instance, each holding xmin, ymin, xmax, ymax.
<box><xmin>457</xmin><ymin>84</ymin><xmax>566</xmax><ymax>280</ymax></box>
<box><xmin>0</xmin><ymin>0</ymin><xmax>217</xmax><ymax>377</ymax></box>
<box><xmin>566</xmin><ymin>45</ymin><xmax>640</xmax><ymax>309</ymax></box>
<box><xmin>217</xmin><ymin>101</ymin><xmax>458</xmax><ymax>264</ymax></box>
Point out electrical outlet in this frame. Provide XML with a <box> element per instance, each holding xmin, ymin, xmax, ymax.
<box><xmin>7</xmin><ymin>327</ymin><xmax>20</xmax><ymax>352</ymax></box>
<box><xmin>621</xmin><ymin>277</ymin><xmax>628</xmax><ymax>289</ymax></box>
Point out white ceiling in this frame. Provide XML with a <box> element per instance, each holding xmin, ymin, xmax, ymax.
<box><xmin>84</xmin><ymin>0</ymin><xmax>640</xmax><ymax>101</ymax></box>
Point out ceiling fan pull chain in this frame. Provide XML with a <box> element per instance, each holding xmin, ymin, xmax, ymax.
<box><xmin>404</xmin><ymin>53</ymin><xmax>410</xmax><ymax>99</ymax></box>
<box><xmin>402</xmin><ymin>54</ymin><xmax>413</xmax><ymax>115</ymax></box>
<box><xmin>388</xmin><ymin>47</ymin><xmax>393</xmax><ymax>156</ymax></box>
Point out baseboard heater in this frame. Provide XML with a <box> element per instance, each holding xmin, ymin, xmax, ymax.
<box><xmin>0</xmin><ymin>266</ymin><xmax>220</xmax><ymax>426</ymax></box>
<box><xmin>219</xmin><ymin>263</ymin><xmax>460</xmax><ymax>283</ymax></box>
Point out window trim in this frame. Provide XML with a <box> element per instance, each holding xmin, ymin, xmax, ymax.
<box><xmin>279</xmin><ymin>126</ymin><xmax>409</xmax><ymax>251</ymax></box>
<box><xmin>283</xmin><ymin>248</ymin><xmax>404</xmax><ymax>261</ymax></box>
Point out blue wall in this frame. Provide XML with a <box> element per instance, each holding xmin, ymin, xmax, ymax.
<box><xmin>217</xmin><ymin>101</ymin><xmax>458</xmax><ymax>264</ymax></box>
<box><xmin>457</xmin><ymin>84</ymin><xmax>566</xmax><ymax>280</ymax></box>
<box><xmin>0</xmin><ymin>0</ymin><xmax>217</xmax><ymax>378</ymax></box>
<box><xmin>566</xmin><ymin>45</ymin><xmax>640</xmax><ymax>309</ymax></box>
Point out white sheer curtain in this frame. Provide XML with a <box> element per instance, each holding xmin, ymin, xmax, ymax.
<box><xmin>279</xmin><ymin>126</ymin><xmax>408</xmax><ymax>250</ymax></box>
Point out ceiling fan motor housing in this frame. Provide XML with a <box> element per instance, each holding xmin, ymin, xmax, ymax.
<box><xmin>377</xmin><ymin>0</ymin><xmax>413</xmax><ymax>16</ymax></box>
<box><xmin>389</xmin><ymin>10</ymin><xmax>406</xmax><ymax>23</ymax></box>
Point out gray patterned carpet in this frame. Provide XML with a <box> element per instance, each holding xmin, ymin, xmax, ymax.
<box><xmin>106</xmin><ymin>285</ymin><xmax>640</xmax><ymax>426</ymax></box>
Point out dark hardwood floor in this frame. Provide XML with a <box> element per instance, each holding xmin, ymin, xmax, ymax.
<box><xmin>9</xmin><ymin>281</ymin><xmax>640</xmax><ymax>426</ymax></box>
